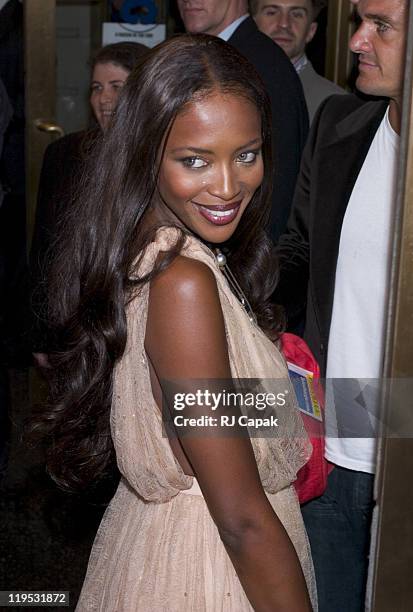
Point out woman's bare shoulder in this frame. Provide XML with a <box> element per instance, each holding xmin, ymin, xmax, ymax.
<box><xmin>150</xmin><ymin>254</ymin><xmax>219</xmax><ymax>303</ymax></box>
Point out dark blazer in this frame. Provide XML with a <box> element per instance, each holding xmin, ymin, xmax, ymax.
<box><xmin>228</xmin><ymin>17</ymin><xmax>309</xmax><ymax>242</ymax></box>
<box><xmin>275</xmin><ymin>94</ymin><xmax>388</xmax><ymax>375</ymax></box>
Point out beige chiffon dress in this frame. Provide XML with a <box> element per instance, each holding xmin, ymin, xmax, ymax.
<box><xmin>76</xmin><ymin>228</ymin><xmax>318</xmax><ymax>611</ymax></box>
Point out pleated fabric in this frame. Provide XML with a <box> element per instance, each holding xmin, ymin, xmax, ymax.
<box><xmin>76</xmin><ymin>228</ymin><xmax>317</xmax><ymax>611</ymax></box>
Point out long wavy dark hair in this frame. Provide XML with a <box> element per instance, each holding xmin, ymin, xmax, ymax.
<box><xmin>31</xmin><ymin>34</ymin><xmax>284</xmax><ymax>491</ymax></box>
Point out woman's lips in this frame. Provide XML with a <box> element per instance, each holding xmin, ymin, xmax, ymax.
<box><xmin>193</xmin><ymin>201</ymin><xmax>242</xmax><ymax>226</ymax></box>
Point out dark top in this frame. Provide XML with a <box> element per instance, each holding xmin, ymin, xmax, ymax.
<box><xmin>0</xmin><ymin>78</ymin><xmax>12</xmax><ymax>206</ymax></box>
<box><xmin>275</xmin><ymin>94</ymin><xmax>388</xmax><ymax>375</ymax></box>
<box><xmin>0</xmin><ymin>0</ymin><xmax>24</xmax><ymax>195</ymax></box>
<box><xmin>30</xmin><ymin>130</ymin><xmax>97</xmax><ymax>352</ymax></box>
<box><xmin>229</xmin><ymin>17</ymin><xmax>309</xmax><ymax>242</ymax></box>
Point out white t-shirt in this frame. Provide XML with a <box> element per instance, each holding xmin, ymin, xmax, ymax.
<box><xmin>324</xmin><ymin>107</ymin><xmax>399</xmax><ymax>474</ymax></box>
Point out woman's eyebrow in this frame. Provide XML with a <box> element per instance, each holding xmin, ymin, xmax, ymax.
<box><xmin>234</xmin><ymin>138</ymin><xmax>262</xmax><ymax>153</ymax></box>
<box><xmin>90</xmin><ymin>79</ymin><xmax>125</xmax><ymax>85</ymax></box>
<box><xmin>170</xmin><ymin>138</ymin><xmax>262</xmax><ymax>155</ymax></box>
<box><xmin>170</xmin><ymin>146</ymin><xmax>214</xmax><ymax>154</ymax></box>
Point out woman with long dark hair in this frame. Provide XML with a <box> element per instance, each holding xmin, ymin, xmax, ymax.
<box><xmin>33</xmin><ymin>35</ymin><xmax>316</xmax><ymax>610</ymax></box>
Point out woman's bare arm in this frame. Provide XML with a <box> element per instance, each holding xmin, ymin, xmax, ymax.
<box><xmin>145</xmin><ymin>255</ymin><xmax>311</xmax><ymax>612</ymax></box>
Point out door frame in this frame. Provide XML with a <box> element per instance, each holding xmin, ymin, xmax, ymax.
<box><xmin>24</xmin><ymin>0</ymin><xmax>56</xmax><ymax>246</ymax></box>
<box><xmin>369</xmin><ymin>2</ymin><xmax>413</xmax><ymax>608</ymax></box>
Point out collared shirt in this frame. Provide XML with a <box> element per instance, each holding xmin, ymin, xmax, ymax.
<box><xmin>218</xmin><ymin>14</ymin><xmax>249</xmax><ymax>41</ymax></box>
<box><xmin>293</xmin><ymin>53</ymin><xmax>308</xmax><ymax>75</ymax></box>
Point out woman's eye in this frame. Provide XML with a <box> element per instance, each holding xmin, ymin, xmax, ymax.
<box><xmin>182</xmin><ymin>157</ymin><xmax>207</xmax><ymax>168</ymax></box>
<box><xmin>237</xmin><ymin>151</ymin><xmax>257</xmax><ymax>164</ymax></box>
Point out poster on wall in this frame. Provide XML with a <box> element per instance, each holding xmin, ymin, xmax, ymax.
<box><xmin>110</xmin><ymin>0</ymin><xmax>159</xmax><ymax>23</ymax></box>
<box><xmin>102</xmin><ymin>22</ymin><xmax>166</xmax><ymax>48</ymax></box>
<box><xmin>105</xmin><ymin>0</ymin><xmax>165</xmax><ymax>48</ymax></box>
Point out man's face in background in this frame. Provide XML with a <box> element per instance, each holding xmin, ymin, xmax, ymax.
<box><xmin>178</xmin><ymin>0</ymin><xmax>239</xmax><ymax>36</ymax></box>
<box><xmin>253</xmin><ymin>1</ymin><xmax>317</xmax><ymax>63</ymax></box>
<box><xmin>349</xmin><ymin>0</ymin><xmax>407</xmax><ymax>104</ymax></box>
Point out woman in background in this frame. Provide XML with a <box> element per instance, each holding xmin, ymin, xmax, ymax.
<box><xmin>89</xmin><ymin>42</ymin><xmax>148</xmax><ymax>131</ymax></box>
<box><xmin>33</xmin><ymin>35</ymin><xmax>316</xmax><ymax>610</ymax></box>
<box><xmin>30</xmin><ymin>42</ymin><xmax>148</xmax><ymax>361</ymax></box>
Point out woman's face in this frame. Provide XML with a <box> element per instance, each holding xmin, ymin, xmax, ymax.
<box><xmin>154</xmin><ymin>91</ymin><xmax>264</xmax><ymax>244</ymax></box>
<box><xmin>90</xmin><ymin>61</ymin><xmax>130</xmax><ymax>130</ymax></box>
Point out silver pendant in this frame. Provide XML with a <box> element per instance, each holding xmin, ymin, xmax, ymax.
<box><xmin>216</xmin><ymin>250</ymin><xmax>227</xmax><ymax>267</ymax></box>
<box><xmin>214</xmin><ymin>248</ymin><xmax>257</xmax><ymax>326</ymax></box>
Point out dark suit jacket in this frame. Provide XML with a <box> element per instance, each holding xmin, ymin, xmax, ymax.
<box><xmin>228</xmin><ymin>17</ymin><xmax>309</xmax><ymax>242</ymax></box>
<box><xmin>275</xmin><ymin>94</ymin><xmax>388</xmax><ymax>375</ymax></box>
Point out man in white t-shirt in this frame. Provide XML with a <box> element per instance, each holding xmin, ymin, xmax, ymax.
<box><xmin>275</xmin><ymin>0</ymin><xmax>407</xmax><ymax>610</ymax></box>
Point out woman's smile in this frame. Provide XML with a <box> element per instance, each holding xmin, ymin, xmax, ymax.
<box><xmin>192</xmin><ymin>199</ymin><xmax>242</xmax><ymax>225</ymax></box>
<box><xmin>153</xmin><ymin>90</ymin><xmax>264</xmax><ymax>244</ymax></box>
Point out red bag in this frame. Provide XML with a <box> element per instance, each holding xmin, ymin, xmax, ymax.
<box><xmin>280</xmin><ymin>333</ymin><xmax>332</xmax><ymax>504</ymax></box>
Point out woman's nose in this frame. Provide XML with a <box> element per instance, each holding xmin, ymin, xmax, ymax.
<box><xmin>100</xmin><ymin>87</ymin><xmax>114</xmax><ymax>105</ymax></box>
<box><xmin>208</xmin><ymin>164</ymin><xmax>241</xmax><ymax>201</ymax></box>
